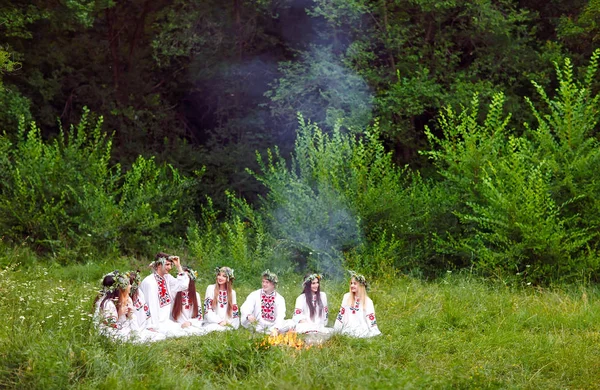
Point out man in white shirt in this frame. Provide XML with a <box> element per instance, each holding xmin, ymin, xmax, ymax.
<box><xmin>139</xmin><ymin>252</ymin><xmax>190</xmax><ymax>337</ymax></box>
<box><xmin>240</xmin><ymin>269</ymin><xmax>294</xmax><ymax>334</ymax></box>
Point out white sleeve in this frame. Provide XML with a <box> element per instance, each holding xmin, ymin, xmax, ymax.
<box><xmin>364</xmin><ymin>297</ymin><xmax>380</xmax><ymax>332</ymax></box>
<box><xmin>231</xmin><ymin>290</ymin><xmax>240</xmax><ymax>329</ymax></box>
<box><xmin>98</xmin><ymin>299</ymin><xmax>120</xmax><ymax>332</ymax></box>
<box><xmin>333</xmin><ymin>293</ymin><xmax>349</xmax><ymax>332</ymax></box>
<box><xmin>293</xmin><ymin>294</ymin><xmax>307</xmax><ymax>324</ymax></box>
<box><xmin>139</xmin><ymin>277</ymin><xmax>160</xmax><ymax>328</ymax></box>
<box><xmin>274</xmin><ymin>294</ymin><xmax>286</xmax><ymax>329</ymax></box>
<box><xmin>321</xmin><ymin>292</ymin><xmax>329</xmax><ymax>326</ymax></box>
<box><xmin>167</xmin><ymin>272</ymin><xmax>190</xmax><ymax>294</ymax></box>
<box><xmin>203</xmin><ymin>285</ymin><xmax>221</xmax><ymax>324</ymax></box>
<box><xmin>240</xmin><ymin>291</ymin><xmax>258</xmax><ymax>328</ymax></box>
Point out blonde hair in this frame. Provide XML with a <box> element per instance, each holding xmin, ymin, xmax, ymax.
<box><xmin>213</xmin><ymin>272</ymin><xmax>234</xmax><ymax>318</ymax></box>
<box><xmin>345</xmin><ymin>277</ymin><xmax>367</xmax><ymax>307</ymax></box>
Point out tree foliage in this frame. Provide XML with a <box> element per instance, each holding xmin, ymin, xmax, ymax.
<box><xmin>424</xmin><ymin>50</ymin><xmax>600</xmax><ymax>283</ymax></box>
<box><xmin>0</xmin><ymin>108</ymin><xmax>196</xmax><ymax>262</ymax></box>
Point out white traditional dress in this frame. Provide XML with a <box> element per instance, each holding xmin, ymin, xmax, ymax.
<box><xmin>203</xmin><ymin>284</ymin><xmax>240</xmax><ymax>332</ymax></box>
<box><xmin>172</xmin><ymin>291</ymin><xmax>207</xmax><ymax>335</ymax></box>
<box><xmin>130</xmin><ymin>289</ymin><xmax>166</xmax><ymax>342</ymax></box>
<box><xmin>94</xmin><ymin>296</ymin><xmax>135</xmax><ymax>342</ymax></box>
<box><xmin>240</xmin><ymin>289</ymin><xmax>294</xmax><ymax>333</ymax></box>
<box><xmin>139</xmin><ymin>271</ymin><xmax>190</xmax><ymax>337</ymax></box>
<box><xmin>334</xmin><ymin>293</ymin><xmax>381</xmax><ymax>338</ymax></box>
<box><xmin>293</xmin><ymin>292</ymin><xmax>332</xmax><ymax>334</ymax></box>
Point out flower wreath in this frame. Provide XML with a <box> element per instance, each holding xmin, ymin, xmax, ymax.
<box><xmin>348</xmin><ymin>270</ymin><xmax>370</xmax><ymax>292</ymax></box>
<box><xmin>185</xmin><ymin>266</ymin><xmax>199</xmax><ymax>282</ymax></box>
<box><xmin>302</xmin><ymin>273</ymin><xmax>323</xmax><ymax>287</ymax></box>
<box><xmin>126</xmin><ymin>270</ymin><xmax>141</xmax><ymax>294</ymax></box>
<box><xmin>101</xmin><ymin>270</ymin><xmax>130</xmax><ymax>294</ymax></box>
<box><xmin>149</xmin><ymin>256</ymin><xmax>168</xmax><ymax>269</ymax></box>
<box><xmin>262</xmin><ymin>269</ymin><xmax>278</xmax><ymax>286</ymax></box>
<box><xmin>215</xmin><ymin>266</ymin><xmax>235</xmax><ymax>281</ymax></box>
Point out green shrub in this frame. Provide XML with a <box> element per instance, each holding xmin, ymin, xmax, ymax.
<box><xmin>0</xmin><ymin>108</ymin><xmax>195</xmax><ymax>261</ymax></box>
<box><xmin>186</xmin><ymin>193</ymin><xmax>272</xmax><ymax>280</ymax></box>
<box><xmin>423</xmin><ymin>50</ymin><xmax>600</xmax><ymax>283</ymax></box>
<box><xmin>247</xmin><ymin>115</ymin><xmax>457</xmax><ymax>277</ymax></box>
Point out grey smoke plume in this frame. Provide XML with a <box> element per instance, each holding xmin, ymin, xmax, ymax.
<box><xmin>267</xmin><ymin>45</ymin><xmax>373</xmax><ymax>137</ymax></box>
<box><xmin>270</xmin><ymin>180</ymin><xmax>363</xmax><ymax>279</ymax></box>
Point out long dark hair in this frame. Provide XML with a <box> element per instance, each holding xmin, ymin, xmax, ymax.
<box><xmin>172</xmin><ymin>277</ymin><xmax>199</xmax><ymax>321</ymax></box>
<box><xmin>95</xmin><ymin>274</ymin><xmax>126</xmax><ymax>317</ymax></box>
<box><xmin>303</xmin><ymin>277</ymin><xmax>323</xmax><ymax>321</ymax></box>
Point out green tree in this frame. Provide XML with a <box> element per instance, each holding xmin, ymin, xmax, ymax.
<box><xmin>0</xmin><ymin>108</ymin><xmax>197</xmax><ymax>261</ymax></box>
<box><xmin>423</xmin><ymin>51</ymin><xmax>600</xmax><ymax>283</ymax></box>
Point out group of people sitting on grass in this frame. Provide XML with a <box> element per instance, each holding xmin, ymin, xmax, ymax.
<box><xmin>93</xmin><ymin>251</ymin><xmax>381</xmax><ymax>343</ymax></box>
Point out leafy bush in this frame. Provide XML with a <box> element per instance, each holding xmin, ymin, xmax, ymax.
<box><xmin>423</xmin><ymin>50</ymin><xmax>600</xmax><ymax>283</ymax></box>
<box><xmin>186</xmin><ymin>193</ymin><xmax>272</xmax><ymax>280</ymax></box>
<box><xmin>0</xmin><ymin>108</ymin><xmax>196</xmax><ymax>261</ymax></box>
<box><xmin>247</xmin><ymin>115</ymin><xmax>457</xmax><ymax>277</ymax></box>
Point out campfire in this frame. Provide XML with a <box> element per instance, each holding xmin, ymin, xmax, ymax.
<box><xmin>260</xmin><ymin>330</ymin><xmax>313</xmax><ymax>350</ymax></box>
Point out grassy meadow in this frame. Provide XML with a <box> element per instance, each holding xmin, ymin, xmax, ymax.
<box><xmin>1</xmin><ymin>256</ymin><xmax>600</xmax><ymax>389</ymax></box>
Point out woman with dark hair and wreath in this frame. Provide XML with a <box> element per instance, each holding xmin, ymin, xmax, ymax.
<box><xmin>293</xmin><ymin>273</ymin><xmax>332</xmax><ymax>334</ymax></box>
<box><xmin>94</xmin><ymin>270</ymin><xmax>136</xmax><ymax>341</ymax></box>
<box><xmin>127</xmin><ymin>270</ymin><xmax>166</xmax><ymax>342</ymax></box>
<box><xmin>333</xmin><ymin>271</ymin><xmax>381</xmax><ymax>338</ymax></box>
<box><xmin>203</xmin><ymin>266</ymin><xmax>240</xmax><ymax>332</ymax></box>
<box><xmin>171</xmin><ymin>266</ymin><xmax>207</xmax><ymax>335</ymax></box>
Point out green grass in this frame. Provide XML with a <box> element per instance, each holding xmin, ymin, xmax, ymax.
<box><xmin>1</xmin><ymin>260</ymin><xmax>600</xmax><ymax>389</ymax></box>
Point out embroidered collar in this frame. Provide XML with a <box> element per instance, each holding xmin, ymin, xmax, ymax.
<box><xmin>154</xmin><ymin>273</ymin><xmax>172</xmax><ymax>307</ymax></box>
<box><xmin>218</xmin><ymin>290</ymin><xmax>228</xmax><ymax>307</ymax></box>
<box><xmin>260</xmin><ymin>290</ymin><xmax>276</xmax><ymax>321</ymax></box>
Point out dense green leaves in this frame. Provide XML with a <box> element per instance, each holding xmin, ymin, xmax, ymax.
<box><xmin>0</xmin><ymin>108</ymin><xmax>196</xmax><ymax>262</ymax></box>
<box><xmin>0</xmin><ymin>0</ymin><xmax>599</xmax><ymax>283</ymax></box>
<box><xmin>424</xmin><ymin>50</ymin><xmax>600</xmax><ymax>283</ymax></box>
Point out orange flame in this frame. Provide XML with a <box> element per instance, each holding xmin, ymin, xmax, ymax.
<box><xmin>260</xmin><ymin>330</ymin><xmax>312</xmax><ymax>350</ymax></box>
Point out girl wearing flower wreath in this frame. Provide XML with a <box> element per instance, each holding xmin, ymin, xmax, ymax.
<box><xmin>293</xmin><ymin>273</ymin><xmax>332</xmax><ymax>334</ymax></box>
<box><xmin>333</xmin><ymin>271</ymin><xmax>381</xmax><ymax>338</ymax></box>
<box><xmin>127</xmin><ymin>270</ymin><xmax>166</xmax><ymax>342</ymax></box>
<box><xmin>171</xmin><ymin>266</ymin><xmax>207</xmax><ymax>335</ymax></box>
<box><xmin>139</xmin><ymin>252</ymin><xmax>190</xmax><ymax>337</ymax></box>
<box><xmin>240</xmin><ymin>269</ymin><xmax>295</xmax><ymax>334</ymax></box>
<box><xmin>203</xmin><ymin>266</ymin><xmax>240</xmax><ymax>332</ymax></box>
<box><xmin>94</xmin><ymin>270</ymin><xmax>136</xmax><ymax>341</ymax></box>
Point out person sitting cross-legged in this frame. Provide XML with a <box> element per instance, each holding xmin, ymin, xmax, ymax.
<box><xmin>240</xmin><ymin>269</ymin><xmax>294</xmax><ymax>334</ymax></box>
<box><xmin>333</xmin><ymin>270</ymin><xmax>381</xmax><ymax>338</ymax></box>
<box><xmin>127</xmin><ymin>270</ymin><xmax>166</xmax><ymax>342</ymax></box>
<box><xmin>94</xmin><ymin>270</ymin><xmax>136</xmax><ymax>342</ymax></box>
<box><xmin>293</xmin><ymin>273</ymin><xmax>333</xmax><ymax>335</ymax></box>
<box><xmin>203</xmin><ymin>266</ymin><xmax>240</xmax><ymax>333</ymax></box>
